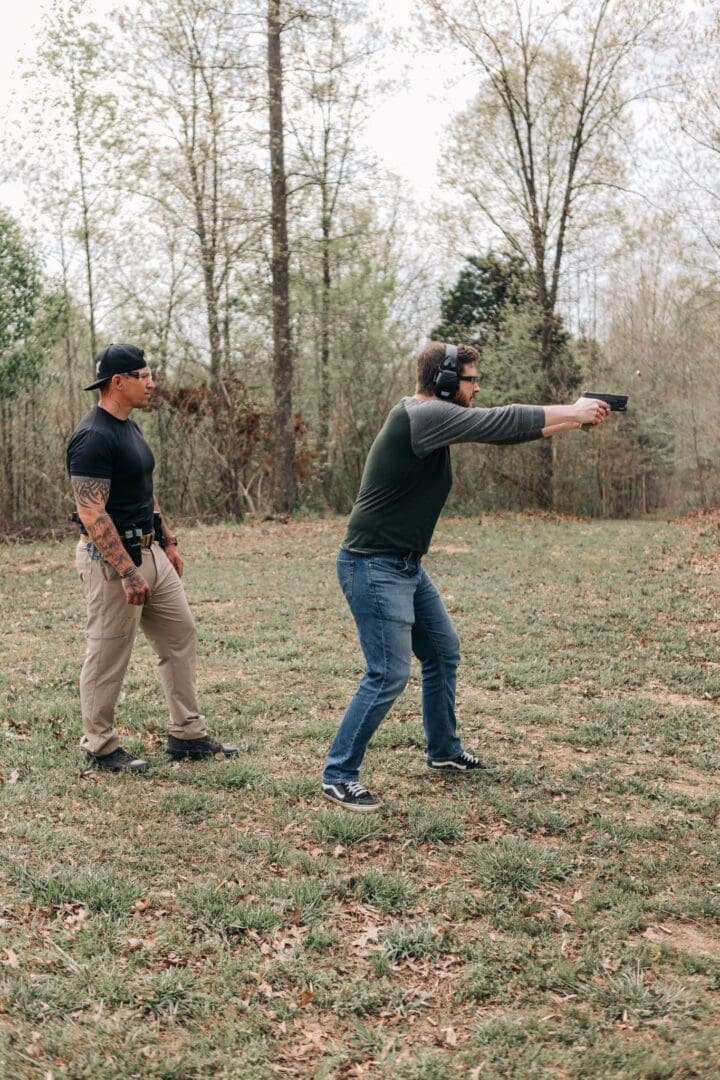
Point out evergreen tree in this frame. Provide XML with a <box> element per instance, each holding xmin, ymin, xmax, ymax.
<box><xmin>432</xmin><ymin>252</ymin><xmax>532</xmax><ymax>346</ymax></box>
<box><xmin>0</xmin><ymin>212</ymin><xmax>44</xmax><ymax>399</ymax></box>
<box><xmin>432</xmin><ymin>252</ymin><xmax>580</xmax><ymax>403</ymax></box>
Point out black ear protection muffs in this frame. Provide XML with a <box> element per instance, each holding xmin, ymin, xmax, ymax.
<box><xmin>433</xmin><ymin>344</ymin><xmax>460</xmax><ymax>399</ymax></box>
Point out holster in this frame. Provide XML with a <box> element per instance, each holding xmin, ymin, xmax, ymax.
<box><xmin>122</xmin><ymin>526</ymin><xmax>144</xmax><ymax>567</ymax></box>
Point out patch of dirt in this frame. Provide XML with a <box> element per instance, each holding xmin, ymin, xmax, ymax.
<box><xmin>458</xmin><ymin>686</ymin><xmax>507</xmax><ymax>705</ymax></box>
<box><xmin>643</xmin><ymin>922</ymin><xmax>720</xmax><ymax>960</ymax></box>
<box><xmin>660</xmin><ymin>776</ymin><xmax>717</xmax><ymax>797</ymax></box>
<box><xmin>640</xmin><ymin>689</ymin><xmax>720</xmax><ymax>714</ymax></box>
<box><xmin>15</xmin><ymin>560</ymin><xmax>69</xmax><ymax>576</ymax></box>
<box><xmin>612</xmin><ymin>757</ymin><xmax>719</xmax><ymax>792</ymax></box>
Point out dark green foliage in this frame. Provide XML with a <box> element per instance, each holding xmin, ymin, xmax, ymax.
<box><xmin>0</xmin><ymin>211</ymin><xmax>44</xmax><ymax>399</ymax></box>
<box><xmin>432</xmin><ymin>251</ymin><xmax>580</xmax><ymax>401</ymax></box>
<box><xmin>434</xmin><ymin>250</ymin><xmax>583</xmax><ymax>514</ymax></box>
<box><xmin>432</xmin><ymin>251</ymin><xmax>534</xmax><ymax>346</ymax></box>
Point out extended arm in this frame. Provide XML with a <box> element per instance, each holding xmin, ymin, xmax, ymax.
<box><xmin>541</xmin><ymin>420</ymin><xmax>581</xmax><ymax>437</ymax></box>
<box><xmin>509</xmin><ymin>398</ymin><xmax>610</xmax><ymax>440</ymax></box>
<box><xmin>408</xmin><ymin>396</ymin><xmax>609</xmax><ymax>457</ymax></box>
<box><xmin>72</xmin><ymin>476</ymin><xmax>149</xmax><ymax>606</ymax></box>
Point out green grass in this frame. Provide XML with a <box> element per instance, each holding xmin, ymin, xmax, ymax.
<box><xmin>1</xmin><ymin>515</ymin><xmax>720</xmax><ymax>1076</ymax></box>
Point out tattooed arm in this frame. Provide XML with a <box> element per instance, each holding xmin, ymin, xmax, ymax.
<box><xmin>72</xmin><ymin>476</ymin><xmax>150</xmax><ymax>606</ymax></box>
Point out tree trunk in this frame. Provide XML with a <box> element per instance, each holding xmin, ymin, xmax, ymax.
<box><xmin>72</xmin><ymin>107</ymin><xmax>97</xmax><ymax>368</ymax></box>
<box><xmin>267</xmin><ymin>0</ymin><xmax>296</xmax><ymax>513</ymax></box>
<box><xmin>532</xmin><ymin>309</ymin><xmax>557</xmax><ymax>511</ymax></box>
<box><xmin>59</xmin><ymin>235</ymin><xmax>78</xmax><ymax>430</ymax></box>
<box><xmin>1</xmin><ymin>401</ymin><xmax>14</xmax><ymax>524</ymax></box>
<box><xmin>203</xmin><ymin>261</ymin><xmax>223</xmax><ymax>384</ymax></box>
<box><xmin>318</xmin><ymin>199</ymin><xmax>332</xmax><ymax>474</ymax></box>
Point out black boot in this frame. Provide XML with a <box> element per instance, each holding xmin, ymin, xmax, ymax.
<box><xmin>166</xmin><ymin>735</ymin><xmax>237</xmax><ymax>761</ymax></box>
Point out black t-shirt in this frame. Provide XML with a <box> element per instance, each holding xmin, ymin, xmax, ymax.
<box><xmin>66</xmin><ymin>406</ymin><xmax>155</xmax><ymax>533</ymax></box>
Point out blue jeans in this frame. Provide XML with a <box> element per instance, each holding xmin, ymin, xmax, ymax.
<box><xmin>323</xmin><ymin>551</ymin><xmax>462</xmax><ymax>784</ymax></box>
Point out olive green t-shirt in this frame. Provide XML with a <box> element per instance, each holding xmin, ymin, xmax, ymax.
<box><xmin>342</xmin><ymin>396</ymin><xmax>544</xmax><ymax>556</ymax></box>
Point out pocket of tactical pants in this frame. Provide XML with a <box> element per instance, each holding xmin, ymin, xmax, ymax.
<box><xmin>84</xmin><ymin>561</ymin><xmax>135</xmax><ymax>639</ymax></box>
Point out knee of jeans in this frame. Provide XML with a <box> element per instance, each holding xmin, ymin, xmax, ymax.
<box><xmin>433</xmin><ymin>632</ymin><xmax>461</xmax><ymax>669</ymax></box>
<box><xmin>447</xmin><ymin>633</ymin><xmax>461</xmax><ymax>667</ymax></box>
<box><xmin>386</xmin><ymin>660</ymin><xmax>411</xmax><ymax>696</ymax></box>
<box><xmin>367</xmin><ymin>658</ymin><xmax>410</xmax><ymax>697</ymax></box>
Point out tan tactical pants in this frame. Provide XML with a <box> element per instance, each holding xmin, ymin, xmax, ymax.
<box><xmin>75</xmin><ymin>541</ymin><xmax>207</xmax><ymax>756</ymax></box>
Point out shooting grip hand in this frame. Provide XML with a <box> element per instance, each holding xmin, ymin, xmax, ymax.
<box><xmin>581</xmin><ymin>391</ymin><xmax>628</xmax><ymax>412</ymax></box>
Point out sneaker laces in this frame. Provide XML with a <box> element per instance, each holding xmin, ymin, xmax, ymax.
<box><xmin>459</xmin><ymin>751</ymin><xmax>480</xmax><ymax>765</ymax></box>
<box><xmin>345</xmin><ymin>781</ymin><xmax>369</xmax><ymax>797</ymax></box>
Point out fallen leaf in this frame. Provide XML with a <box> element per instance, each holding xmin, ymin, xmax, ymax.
<box><xmin>57</xmin><ymin>903</ymin><xmax>87</xmax><ymax>930</ymax></box>
<box><xmin>162</xmin><ymin>953</ymin><xmax>187</xmax><ymax>968</ymax></box>
<box><xmin>444</xmin><ymin>1026</ymin><xmax>458</xmax><ymax>1047</ymax></box>
<box><xmin>572</xmin><ymin>889</ymin><xmax>583</xmax><ymax>904</ymax></box>
<box><xmin>1</xmin><ymin>948</ymin><xmax>19</xmax><ymax>969</ymax></box>
<box><xmin>24</xmin><ymin>1033</ymin><xmax>42</xmax><ymax>1059</ymax></box>
<box><xmin>351</xmin><ymin>925</ymin><xmax>380</xmax><ymax>954</ymax></box>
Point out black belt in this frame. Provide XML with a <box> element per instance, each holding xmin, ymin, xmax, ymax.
<box><xmin>81</xmin><ymin>532</ymin><xmax>154</xmax><ymax>548</ymax></box>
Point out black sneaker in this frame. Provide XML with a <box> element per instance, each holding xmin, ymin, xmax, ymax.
<box><xmin>322</xmin><ymin>781</ymin><xmax>382</xmax><ymax>813</ymax></box>
<box><xmin>88</xmin><ymin>747</ymin><xmax>148</xmax><ymax>773</ymax></box>
<box><xmin>428</xmin><ymin>750</ymin><xmax>488</xmax><ymax>772</ymax></box>
<box><xmin>166</xmin><ymin>735</ymin><xmax>237</xmax><ymax>761</ymax></box>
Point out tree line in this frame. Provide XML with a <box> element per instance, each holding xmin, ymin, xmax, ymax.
<box><xmin>0</xmin><ymin>0</ymin><xmax>718</xmax><ymax>532</ymax></box>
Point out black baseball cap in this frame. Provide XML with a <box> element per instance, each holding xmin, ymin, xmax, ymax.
<box><xmin>83</xmin><ymin>343</ymin><xmax>147</xmax><ymax>390</ymax></box>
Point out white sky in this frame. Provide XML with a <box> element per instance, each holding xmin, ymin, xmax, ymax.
<box><xmin>0</xmin><ymin>0</ymin><xmax>476</xmax><ymax>216</ymax></box>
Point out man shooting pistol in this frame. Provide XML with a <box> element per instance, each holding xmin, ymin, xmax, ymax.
<box><xmin>321</xmin><ymin>342</ymin><xmax>614</xmax><ymax>812</ymax></box>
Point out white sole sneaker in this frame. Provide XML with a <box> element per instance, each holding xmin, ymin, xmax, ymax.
<box><xmin>322</xmin><ymin>784</ymin><xmax>382</xmax><ymax>812</ymax></box>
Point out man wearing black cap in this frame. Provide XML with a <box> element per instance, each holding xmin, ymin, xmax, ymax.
<box><xmin>67</xmin><ymin>343</ymin><xmax>236</xmax><ymax>772</ymax></box>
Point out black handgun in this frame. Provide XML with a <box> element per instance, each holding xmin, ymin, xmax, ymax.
<box><xmin>122</xmin><ymin>527</ymin><xmax>144</xmax><ymax>567</ymax></box>
<box><xmin>582</xmin><ymin>392</ymin><xmax>628</xmax><ymax>412</ymax></box>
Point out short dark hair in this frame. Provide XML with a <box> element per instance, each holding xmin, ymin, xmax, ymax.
<box><xmin>416</xmin><ymin>341</ymin><xmax>480</xmax><ymax>395</ymax></box>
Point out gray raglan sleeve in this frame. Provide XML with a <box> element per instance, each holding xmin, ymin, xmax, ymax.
<box><xmin>407</xmin><ymin>399</ymin><xmax>546</xmax><ymax>458</ymax></box>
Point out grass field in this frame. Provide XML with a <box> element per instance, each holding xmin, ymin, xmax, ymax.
<box><xmin>1</xmin><ymin>514</ymin><xmax>719</xmax><ymax>1079</ymax></box>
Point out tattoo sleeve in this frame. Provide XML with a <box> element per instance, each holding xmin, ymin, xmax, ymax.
<box><xmin>72</xmin><ymin>476</ymin><xmax>135</xmax><ymax>576</ymax></box>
